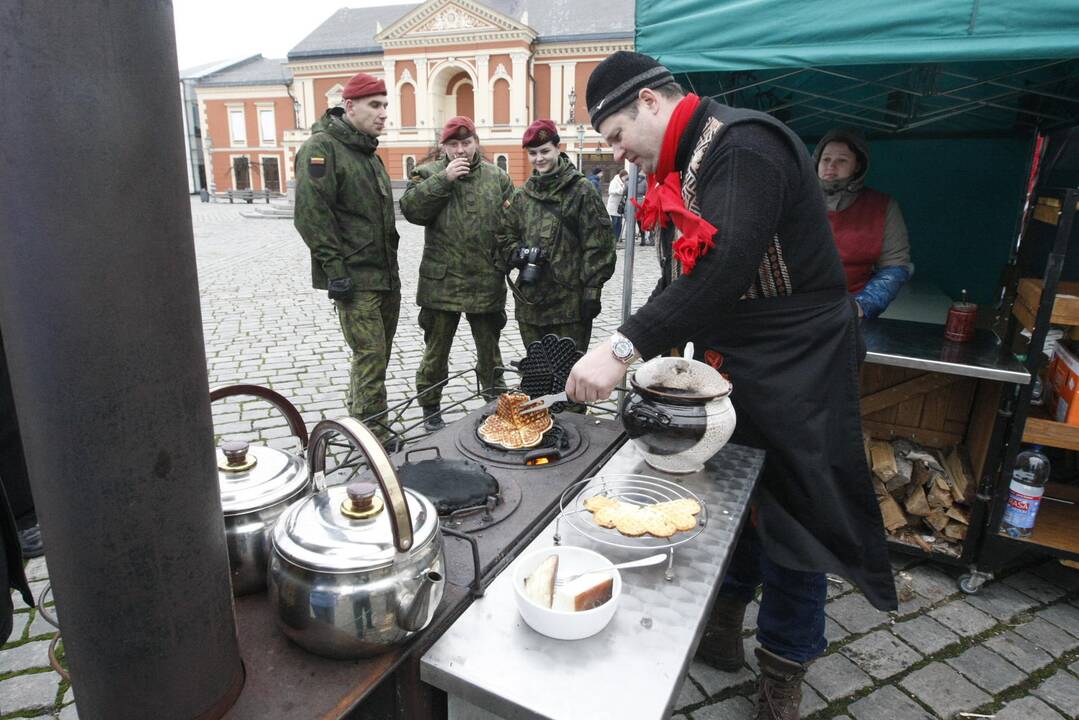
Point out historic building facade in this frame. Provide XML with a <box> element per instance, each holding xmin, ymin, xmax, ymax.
<box><xmin>195</xmin><ymin>0</ymin><xmax>633</xmax><ymax>192</ymax></box>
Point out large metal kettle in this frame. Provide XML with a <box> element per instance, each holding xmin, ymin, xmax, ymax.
<box><xmin>268</xmin><ymin>418</ymin><xmax>446</xmax><ymax>659</ymax></box>
<box><xmin>210</xmin><ymin>384</ymin><xmax>313</xmax><ymax>596</ymax></box>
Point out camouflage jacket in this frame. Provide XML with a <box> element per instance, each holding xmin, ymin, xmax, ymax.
<box><xmin>496</xmin><ymin>154</ymin><xmax>616</xmax><ymax>324</ymax></box>
<box><xmin>294</xmin><ymin>108</ymin><xmax>399</xmax><ymax>292</ymax></box>
<box><xmin>400</xmin><ymin>154</ymin><xmax>514</xmax><ymax>313</ymax></box>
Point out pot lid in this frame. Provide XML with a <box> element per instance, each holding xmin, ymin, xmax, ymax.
<box><xmin>632</xmin><ymin>356</ymin><xmax>731</xmax><ymax>403</ymax></box>
<box><xmin>217</xmin><ymin>441</ymin><xmax>308</xmax><ymax>515</ymax></box>
<box><xmin>272</xmin><ymin>482</ymin><xmax>439</xmax><ymax>572</ymax></box>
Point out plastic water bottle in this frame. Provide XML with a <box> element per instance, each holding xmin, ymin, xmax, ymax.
<box><xmin>1000</xmin><ymin>447</ymin><xmax>1050</xmax><ymax>538</ymax></box>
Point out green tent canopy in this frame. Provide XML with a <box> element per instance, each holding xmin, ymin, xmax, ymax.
<box><xmin>633</xmin><ymin>0</ymin><xmax>1079</xmax><ymax>302</ymax></box>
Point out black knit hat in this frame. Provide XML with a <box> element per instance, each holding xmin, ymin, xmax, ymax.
<box><xmin>586</xmin><ymin>51</ymin><xmax>675</xmax><ymax>130</ymax></box>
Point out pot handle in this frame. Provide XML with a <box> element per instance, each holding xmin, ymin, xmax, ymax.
<box><xmin>210</xmin><ymin>384</ymin><xmax>309</xmax><ymax>450</ymax></box>
<box><xmin>307</xmin><ymin>418</ymin><xmax>414</xmax><ymax>553</ymax></box>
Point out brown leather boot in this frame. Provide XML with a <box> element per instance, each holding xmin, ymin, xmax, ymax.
<box><xmin>754</xmin><ymin>646</ymin><xmax>807</xmax><ymax>720</ymax></box>
<box><xmin>694</xmin><ymin>594</ymin><xmax>748</xmax><ymax>671</ymax></box>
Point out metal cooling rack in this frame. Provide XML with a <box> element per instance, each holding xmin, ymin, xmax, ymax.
<box><xmin>553</xmin><ymin>474</ymin><xmax>708</xmax><ymax>579</ymax></box>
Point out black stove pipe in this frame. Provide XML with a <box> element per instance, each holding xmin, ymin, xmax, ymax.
<box><xmin>0</xmin><ymin>2</ymin><xmax>244</xmax><ymax>718</ymax></box>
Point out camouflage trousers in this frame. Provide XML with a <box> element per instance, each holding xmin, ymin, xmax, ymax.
<box><xmin>519</xmin><ymin>320</ymin><xmax>596</xmax><ymax>357</ymax></box>
<box><xmin>336</xmin><ymin>289</ymin><xmax>400</xmax><ymax>439</ymax></box>
<box><xmin>416</xmin><ymin>308</ymin><xmax>506</xmax><ymax>408</ymax></box>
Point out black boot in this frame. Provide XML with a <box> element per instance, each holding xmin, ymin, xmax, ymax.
<box><xmin>754</xmin><ymin>647</ymin><xmax>808</xmax><ymax>720</ymax></box>
<box><xmin>695</xmin><ymin>594</ymin><xmax>748</xmax><ymax>671</ymax></box>
<box><xmin>422</xmin><ymin>405</ymin><xmax>445</xmax><ymax>432</ymax></box>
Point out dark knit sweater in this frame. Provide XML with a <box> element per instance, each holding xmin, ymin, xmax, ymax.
<box><xmin>620</xmin><ymin>99</ymin><xmax>845</xmax><ymax>359</ymax></box>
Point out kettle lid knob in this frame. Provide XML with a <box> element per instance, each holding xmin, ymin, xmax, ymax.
<box><xmin>221</xmin><ymin>440</ymin><xmax>250</xmax><ymax>466</ymax></box>
<box><xmin>341</xmin><ymin>481</ymin><xmax>384</xmax><ymax>519</ymax></box>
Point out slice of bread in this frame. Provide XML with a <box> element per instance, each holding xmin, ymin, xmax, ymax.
<box><xmin>552</xmin><ymin>572</ymin><xmax>614</xmax><ymax>612</ymax></box>
<box><xmin>523</xmin><ymin>554</ymin><xmax>559</xmax><ymax>609</ymax></box>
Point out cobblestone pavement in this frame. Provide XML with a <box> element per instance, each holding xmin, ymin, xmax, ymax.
<box><xmin>3</xmin><ymin>199</ymin><xmax>1078</xmax><ymax>719</ymax></box>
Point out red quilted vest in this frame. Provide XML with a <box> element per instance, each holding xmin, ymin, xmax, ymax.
<box><xmin>828</xmin><ymin>188</ymin><xmax>889</xmax><ymax>293</ymax></box>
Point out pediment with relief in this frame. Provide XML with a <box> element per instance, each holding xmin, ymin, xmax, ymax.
<box><xmin>378</xmin><ymin>0</ymin><xmax>533</xmax><ymax>42</ymax></box>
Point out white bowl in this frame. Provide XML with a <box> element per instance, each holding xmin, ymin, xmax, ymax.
<box><xmin>512</xmin><ymin>546</ymin><xmax>621</xmax><ymax>640</ymax></box>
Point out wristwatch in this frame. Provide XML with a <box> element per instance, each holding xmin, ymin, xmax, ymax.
<box><xmin>610</xmin><ymin>332</ymin><xmax>638</xmax><ymax>365</ymax></box>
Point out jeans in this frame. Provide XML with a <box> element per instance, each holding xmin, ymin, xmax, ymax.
<box><xmin>611</xmin><ymin>215</ymin><xmax>624</xmax><ymax>242</ymax></box>
<box><xmin>719</xmin><ymin>524</ymin><xmax>828</xmax><ymax>664</ymax></box>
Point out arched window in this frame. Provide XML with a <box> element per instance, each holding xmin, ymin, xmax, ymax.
<box><xmin>496</xmin><ymin>155</ymin><xmax>508</xmax><ymax>172</ymax></box>
<box><xmin>405</xmin><ymin>155</ymin><xmax>416</xmax><ymax>179</ymax></box>
<box><xmin>455</xmin><ymin>82</ymin><xmax>474</xmax><ymax>120</ymax></box>
<box><xmin>493</xmin><ymin>78</ymin><xmax>510</xmax><ymax>126</ymax></box>
<box><xmin>400</xmin><ymin>83</ymin><xmax>416</xmax><ymax>127</ymax></box>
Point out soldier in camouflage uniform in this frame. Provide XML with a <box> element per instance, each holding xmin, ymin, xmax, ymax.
<box><xmin>400</xmin><ymin>116</ymin><xmax>515</xmax><ymax>431</ymax></box>
<box><xmin>497</xmin><ymin>119</ymin><xmax>617</xmax><ymax>354</ymax></box>
<box><xmin>293</xmin><ymin>72</ymin><xmax>400</xmax><ymax>442</ymax></box>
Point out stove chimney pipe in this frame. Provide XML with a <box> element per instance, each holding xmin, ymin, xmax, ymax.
<box><xmin>0</xmin><ymin>2</ymin><xmax>244</xmax><ymax>718</ymax></box>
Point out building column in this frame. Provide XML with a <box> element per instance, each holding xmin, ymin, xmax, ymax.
<box><xmin>383</xmin><ymin>58</ymin><xmax>399</xmax><ymax>134</ymax></box>
<box><xmin>417</xmin><ymin>58</ymin><xmax>431</xmax><ymax>130</ymax></box>
<box><xmin>511</xmin><ymin>52</ymin><xmax>528</xmax><ymax>126</ymax></box>
<box><xmin>199</xmin><ymin>98</ymin><xmax>215</xmax><ymax>194</ymax></box>
<box><xmin>476</xmin><ymin>54</ymin><xmax>490</xmax><ymax>126</ymax></box>
<box><xmin>549</xmin><ymin>62</ymin><xmax>564</xmax><ymax>124</ymax></box>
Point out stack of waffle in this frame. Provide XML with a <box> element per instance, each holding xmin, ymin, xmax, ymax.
<box><xmin>478</xmin><ymin>393</ymin><xmax>553</xmax><ymax>449</ymax></box>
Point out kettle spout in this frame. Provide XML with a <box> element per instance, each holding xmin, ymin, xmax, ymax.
<box><xmin>396</xmin><ymin>570</ymin><xmax>445</xmax><ymax>632</ymax></box>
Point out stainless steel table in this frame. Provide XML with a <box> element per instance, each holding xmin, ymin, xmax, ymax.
<box><xmin>420</xmin><ymin>440</ymin><xmax>765</xmax><ymax>720</ymax></box>
<box><xmin>862</xmin><ymin>317</ymin><xmax>1030</xmax><ymax>384</ymax></box>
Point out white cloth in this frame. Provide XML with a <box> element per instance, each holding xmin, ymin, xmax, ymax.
<box><xmin>605</xmin><ymin>174</ymin><xmax>625</xmax><ymax>216</ymax></box>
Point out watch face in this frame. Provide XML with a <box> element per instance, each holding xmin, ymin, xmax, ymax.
<box><xmin>613</xmin><ymin>338</ymin><xmax>633</xmax><ymax>359</ymax></box>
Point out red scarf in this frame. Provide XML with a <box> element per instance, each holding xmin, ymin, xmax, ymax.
<box><xmin>632</xmin><ymin>93</ymin><xmax>717</xmax><ymax>274</ymax></box>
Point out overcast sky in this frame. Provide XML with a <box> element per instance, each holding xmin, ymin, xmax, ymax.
<box><xmin>172</xmin><ymin>0</ymin><xmax>420</xmax><ymax>70</ymax></box>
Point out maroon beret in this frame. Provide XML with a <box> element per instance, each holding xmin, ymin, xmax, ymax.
<box><xmin>440</xmin><ymin>116</ymin><xmax>476</xmax><ymax>142</ymax></box>
<box><xmin>342</xmin><ymin>72</ymin><xmax>387</xmax><ymax>100</ymax></box>
<box><xmin>522</xmin><ymin>119</ymin><xmax>560</xmax><ymax>148</ymax></box>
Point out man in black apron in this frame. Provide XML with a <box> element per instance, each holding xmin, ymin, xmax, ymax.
<box><xmin>568</xmin><ymin>52</ymin><xmax>897</xmax><ymax>720</ymax></box>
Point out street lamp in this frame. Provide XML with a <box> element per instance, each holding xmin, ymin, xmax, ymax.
<box><xmin>576</xmin><ymin>123</ymin><xmax>586</xmax><ymax>171</ymax></box>
<box><xmin>567</xmin><ymin>87</ymin><xmax>586</xmax><ymax>170</ymax></box>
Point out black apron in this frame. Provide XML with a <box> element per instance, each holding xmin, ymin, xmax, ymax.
<box><xmin>698</xmin><ymin>286</ymin><xmax>897</xmax><ymax>611</ymax></box>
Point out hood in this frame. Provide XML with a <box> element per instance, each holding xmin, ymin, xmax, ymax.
<box><xmin>523</xmin><ymin>153</ymin><xmax>582</xmax><ymax>201</ymax></box>
<box><xmin>311</xmin><ymin>107</ymin><xmax>379</xmax><ymax>154</ymax></box>
<box><xmin>814</xmin><ymin>127</ymin><xmax>870</xmax><ymax>197</ymax></box>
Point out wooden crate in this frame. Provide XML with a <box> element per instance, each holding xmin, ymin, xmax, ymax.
<box><xmin>860</xmin><ymin>364</ymin><xmax>1000</xmax><ymax>483</ymax></box>
<box><xmin>1012</xmin><ymin>277</ymin><xmax>1079</xmax><ymax>331</ymax></box>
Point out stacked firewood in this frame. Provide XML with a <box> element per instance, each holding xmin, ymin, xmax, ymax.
<box><xmin>865</xmin><ymin>437</ymin><xmax>975</xmax><ymax>557</ymax></box>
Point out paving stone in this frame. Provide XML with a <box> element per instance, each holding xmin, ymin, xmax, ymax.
<box><xmin>840</xmin><ymin>630</ymin><xmax>922</xmax><ymax>680</ymax></box>
<box><xmin>63</xmin><ymin>685</ymin><xmax>73</xmax><ymax>704</ymax></box>
<box><xmin>1033</xmin><ymin>669</ymin><xmax>1079</xmax><ymax>718</ymax></box>
<box><xmin>994</xmin><ymin>695</ymin><xmax>1067</xmax><ymax>720</ymax></box>
<box><xmin>28</xmin><ymin>609</ymin><xmax>60</xmax><ymax>639</ymax></box>
<box><xmin>847</xmin><ymin>685</ymin><xmax>932</xmax><ymax>720</ymax></box>
<box><xmin>944</xmin><ymin>645</ymin><xmax>1026</xmax><ymax>694</ymax></box>
<box><xmin>6</xmin><ymin>611</ymin><xmax>30</xmax><ymax>643</ymax></box>
<box><xmin>902</xmin><ymin>563</ymin><xmax>957</xmax><ymax>603</ymax></box>
<box><xmin>799</xmin><ymin>683</ymin><xmax>826</xmax><ymax>717</ymax></box>
<box><xmin>825</xmin><ymin>593</ymin><xmax>892</xmax><ymax>634</ymax></box>
<box><xmin>59</xmin><ymin>702</ymin><xmax>80</xmax><ymax>720</ymax></box>
<box><xmin>23</xmin><ymin>557</ymin><xmax>49</xmax><ymax>582</ymax></box>
<box><xmin>891</xmin><ymin>614</ymin><xmax>959</xmax><ymax>655</ymax></box>
<box><xmin>744</xmin><ymin>601</ymin><xmax>759</xmax><ymax>632</ymax></box>
<box><xmin>676</xmin><ymin>675</ymin><xmax>705</xmax><ymax>709</ymax></box>
<box><xmin>804</xmin><ymin>652</ymin><xmax>872</xmax><ymax>702</ymax></box>
<box><xmin>1037</xmin><ymin>602</ymin><xmax>1079</xmax><ymax>638</ymax></box>
<box><xmin>688</xmin><ymin>659</ymin><xmax>755</xmax><ymax>696</ymax></box>
<box><xmin>964</xmin><ymin>580</ymin><xmax>1041</xmax><ymax>621</ymax></box>
<box><xmin>690</xmin><ymin>696</ymin><xmax>754</xmax><ymax>720</ymax></box>
<box><xmin>1016</xmin><ymin>616</ymin><xmax>1079</xmax><ymax>658</ymax></box>
<box><xmin>824</xmin><ymin>616</ymin><xmax>850</xmax><ymax>645</ymax></box>
<box><xmin>898</xmin><ymin>662</ymin><xmax>991</xmax><ymax>719</ymax></box>
<box><xmin>826</xmin><ymin>575</ymin><xmax>853</xmax><ymax>599</ymax></box>
<box><xmin>892</xmin><ymin>590</ymin><xmax>932</xmax><ymax>618</ymax></box>
<box><xmin>0</xmin><ymin>639</ymin><xmax>53</xmax><ymax>674</ymax></box>
<box><xmin>1031</xmin><ymin>561</ymin><xmax>1079</xmax><ymax>593</ymax></box>
<box><xmin>1003</xmin><ymin>570</ymin><xmax>1069</xmax><ymax>603</ymax></box>
<box><xmin>1071</xmin><ymin>659</ymin><xmax>1079</xmax><ymax>676</ymax></box>
<box><xmin>985</xmin><ymin>629</ymin><xmax>1055</xmax><ymax>673</ymax></box>
<box><xmin>927</xmin><ymin>599</ymin><xmax>997</xmax><ymax>637</ymax></box>
<box><xmin>0</xmin><ymin>670</ymin><xmax>60</xmax><ymax>715</ymax></box>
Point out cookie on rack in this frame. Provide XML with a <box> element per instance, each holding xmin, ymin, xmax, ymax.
<box><xmin>584</xmin><ymin>494</ymin><xmax>621</xmax><ymax>513</ymax></box>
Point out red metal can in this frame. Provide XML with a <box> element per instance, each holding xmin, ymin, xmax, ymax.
<box><xmin>945</xmin><ymin>292</ymin><xmax>977</xmax><ymax>343</ymax></box>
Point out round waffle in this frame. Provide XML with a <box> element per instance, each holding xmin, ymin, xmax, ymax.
<box><xmin>477</xmin><ymin>392</ymin><xmax>554</xmax><ymax>449</ymax></box>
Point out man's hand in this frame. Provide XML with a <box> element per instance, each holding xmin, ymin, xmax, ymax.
<box><xmin>445</xmin><ymin>157</ymin><xmax>471</xmax><ymax>182</ymax></box>
<box><xmin>327</xmin><ymin>277</ymin><xmax>354</xmax><ymax>301</ymax></box>
<box><xmin>565</xmin><ymin>338</ymin><xmax>626</xmax><ymax>404</ymax></box>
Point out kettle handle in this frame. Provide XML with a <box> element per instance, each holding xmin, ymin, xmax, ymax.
<box><xmin>210</xmin><ymin>384</ymin><xmax>309</xmax><ymax>450</ymax></box>
<box><xmin>307</xmin><ymin>418</ymin><xmax>415</xmax><ymax>553</ymax></box>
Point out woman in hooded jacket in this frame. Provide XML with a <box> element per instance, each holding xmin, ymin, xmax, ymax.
<box><xmin>815</xmin><ymin>128</ymin><xmax>913</xmax><ymax>319</ymax></box>
<box><xmin>496</xmin><ymin>119</ymin><xmax>617</xmax><ymax>354</ymax></box>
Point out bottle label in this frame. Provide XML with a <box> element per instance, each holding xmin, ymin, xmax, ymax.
<box><xmin>1002</xmin><ymin>482</ymin><xmax>1044</xmax><ymax>531</ymax></box>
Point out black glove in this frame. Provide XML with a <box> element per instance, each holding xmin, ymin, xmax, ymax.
<box><xmin>581</xmin><ymin>297</ymin><xmax>602</xmax><ymax>320</ymax></box>
<box><xmin>508</xmin><ymin>246</ymin><xmax>528</xmax><ymax>270</ymax></box>
<box><xmin>327</xmin><ymin>277</ymin><xmax>354</xmax><ymax>301</ymax></box>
